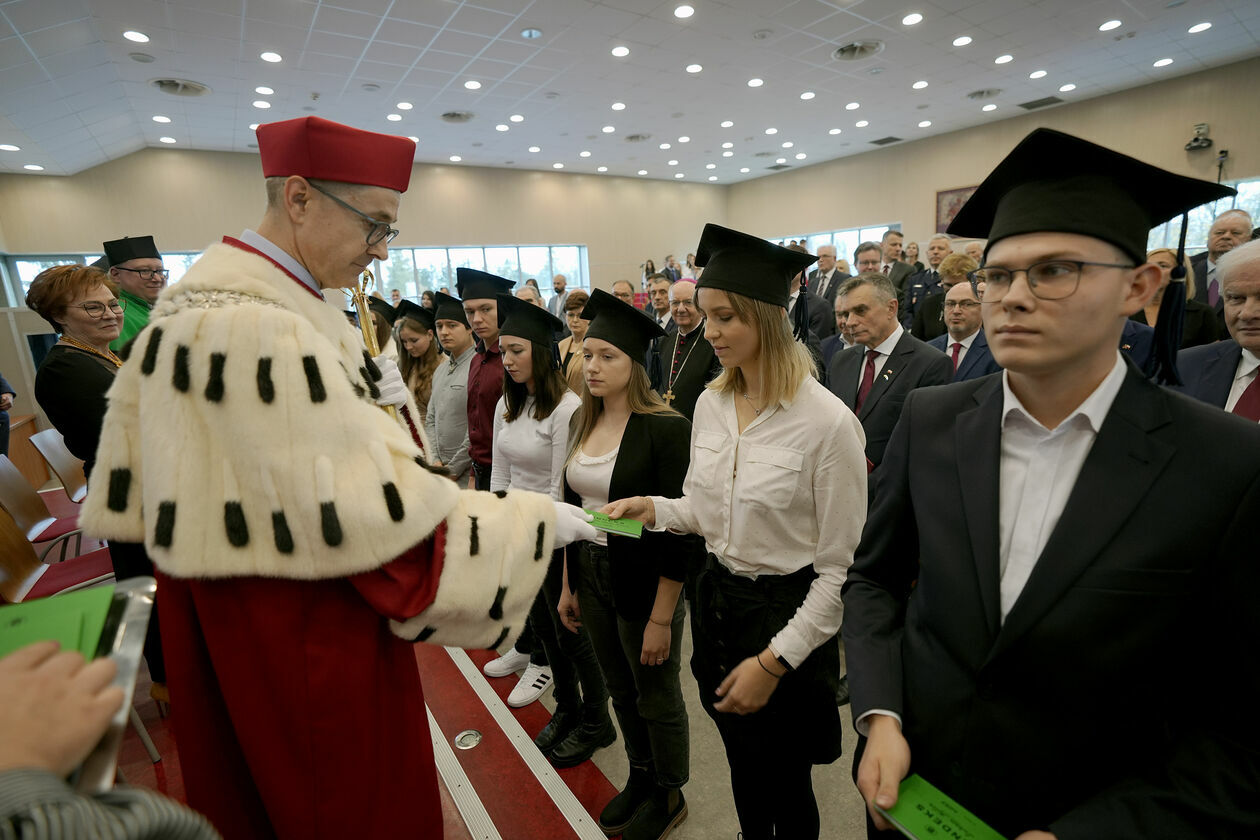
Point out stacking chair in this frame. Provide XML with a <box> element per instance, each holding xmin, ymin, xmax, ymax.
<box><xmin>30</xmin><ymin>428</ymin><xmax>89</xmax><ymax>503</ymax></box>
<box><xmin>0</xmin><ymin>455</ymin><xmax>82</xmax><ymax>562</ymax></box>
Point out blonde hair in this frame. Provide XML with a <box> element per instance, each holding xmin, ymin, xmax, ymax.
<box><xmin>1146</xmin><ymin>248</ymin><xmax>1197</xmax><ymax>300</ymax></box>
<box><xmin>704</xmin><ymin>290</ymin><xmax>815</xmax><ymax>408</ymax></box>
<box><xmin>567</xmin><ymin>362</ymin><xmax>677</xmax><ymax>468</ymax></box>
<box><xmin>938</xmin><ymin>252</ymin><xmax>979</xmax><ymax>282</ymax></box>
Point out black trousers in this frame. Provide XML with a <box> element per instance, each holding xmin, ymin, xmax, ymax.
<box><xmin>472</xmin><ymin>461</ymin><xmax>491</xmax><ymax>491</ymax></box>
<box><xmin>0</xmin><ymin>410</ymin><xmax>9</xmax><ymax>456</ymax></box>
<box><xmin>529</xmin><ymin>550</ymin><xmax>607</xmax><ymax>714</ymax></box>
<box><xmin>108</xmin><ymin>540</ymin><xmax>166</xmax><ymax>684</ymax></box>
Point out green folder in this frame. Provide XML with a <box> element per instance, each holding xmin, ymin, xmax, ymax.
<box><xmin>585</xmin><ymin>510</ymin><xmax>644</xmax><ymax>539</ymax></box>
<box><xmin>874</xmin><ymin>774</ymin><xmax>1007</xmax><ymax>840</ymax></box>
<box><xmin>0</xmin><ymin>585</ymin><xmax>116</xmax><ymax>660</ymax></box>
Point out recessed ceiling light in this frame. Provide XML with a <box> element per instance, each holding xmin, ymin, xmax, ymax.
<box><xmin>776</xmin><ymin>158</ymin><xmax>787</xmax><ymax>164</ymax></box>
<box><xmin>800</xmin><ymin>91</ymin><xmax>815</xmax><ymax>100</ymax></box>
<box><xmin>1029</xmin><ymin>70</ymin><xmax>1047</xmax><ymax>79</ymax></box>
<box><xmin>675</xmin><ymin>173</ymin><xmax>685</xmax><ymax>178</ymax></box>
<box><xmin>675</xmin><ymin>5</ymin><xmax>695</xmax><ymax>19</ymax></box>
<box><xmin>994</xmin><ymin>54</ymin><xmax>1013</xmax><ymax>64</ymax></box>
<box><xmin>1099</xmin><ymin>19</ymin><xmax>1122</xmax><ymax>31</ymax></box>
<box><xmin>660</xmin><ymin>142</ymin><xmax>671</xmax><ymax>149</ymax></box>
<box><xmin>23</xmin><ymin>164</ymin><xmax>44</xmax><ymax>171</ymax></box>
<box><xmin>795</xmin><ymin>153</ymin><xmax>806</xmax><ymax>160</ymax></box>
<box><xmin>678</xmin><ymin>135</ymin><xmax>690</xmax><ymax>143</ymax></box>
<box><xmin>152</xmin><ymin>115</ymin><xmax>171</xmax><ymax>123</ymax></box>
<box><xmin>708</xmin><ymin>176</ymin><xmax>717</xmax><ymax>181</ymax></box>
<box><xmin>521</xmin><ymin>27</ymin><xmax>542</xmax><ymax>39</ymax></box>
<box><xmin>509</xmin><ymin>114</ymin><xmax>525</xmax><ymax>122</ymax></box>
<box><xmin>398</xmin><ymin>102</ymin><xmax>413</xmax><ymax>110</ymax></box>
<box><xmin>845</xmin><ymin>101</ymin><xmax>860</xmax><ymax>110</ymax></box>
<box><xmin>855</xmin><ymin>120</ymin><xmax>869</xmax><ymax>127</ymax></box>
<box><xmin>720</xmin><ymin>120</ymin><xmax>734</xmax><ymax>128</ymax></box>
<box><xmin>740</xmin><ymin>167</ymin><xmax>750</xmax><ymax>173</ymax></box>
<box><xmin>260</xmin><ymin>51</ymin><xmax>282</xmax><ymax>63</ymax></box>
<box><xmin>706</xmin><ymin>163</ymin><xmax>716</xmax><ymax>169</ymax></box>
<box><xmin>580</xmin><ymin>150</ymin><xmax>592</xmax><ymax>157</ymax></box>
<box><xmin>686</xmin><ymin>63</ymin><xmax>703</xmax><ymax>73</ymax></box>
<box><xmin>408</xmin><ymin>136</ymin><xmax>419</xmax><ymax>142</ymax></box>
<box><xmin>597</xmin><ymin>166</ymin><xmax>608</xmax><ymax>172</ymax></box>
<box><xmin>387</xmin><ymin>113</ymin><xmax>402</xmax><ymax>121</ymax></box>
<box><xmin>464</xmin><ymin>80</ymin><xmax>482</xmax><ymax>90</ymax></box>
<box><xmin>747</xmin><ymin>78</ymin><xmax>764</xmax><ymax>87</ymax></box>
<box><xmin>553</xmin><ymin>163</ymin><xmax>564</xmax><ymax>169</ymax></box>
<box><xmin>253</xmin><ymin>100</ymin><xmax>271</xmax><ymax>109</ymax></box>
<box><xmin>1059</xmin><ymin>83</ymin><xmax>1076</xmax><ymax>92</ymax></box>
<box><xmin>611</xmin><ymin>101</ymin><xmax>626</xmax><ymax>110</ymax></box>
<box><xmin>1188</xmin><ymin>21</ymin><xmax>1211</xmax><ymax>33</ymax></box>
<box><xmin>496</xmin><ymin>124</ymin><xmax>509</xmax><ymax>131</ymax></box>
<box><xmin>638</xmin><ymin>169</ymin><xmax>648</xmax><ymax>175</ymax></box>
<box><xmin>255</xmin><ymin>86</ymin><xmax>274</xmax><ymax>95</ymax></box>
<box><xmin>611</xmin><ymin>45</ymin><xmax>630</xmax><ymax>57</ymax></box>
<box><xmin>449</xmin><ymin>155</ymin><xmax>461</xmax><ymax>162</ymax></box>
<box><xmin>828</xmin><ymin>128</ymin><xmax>841</xmax><ymax>135</ymax></box>
<box><xmin>952</xmin><ymin>35</ymin><xmax>972</xmax><ymax>47</ymax></box>
<box><xmin>918</xmin><ymin>120</ymin><xmax>932</xmax><ymax>127</ymax></box>
<box><xmin>902</xmin><ymin>13</ymin><xmax>923</xmax><ymax>26</ymax></box>
<box><xmin>722</xmin><ymin>142</ymin><xmax>734</xmax><ymax>149</ymax></box>
<box><xmin>781</xmin><ymin>141</ymin><xmax>794</xmax><ymax>148</ymax></box>
<box><xmin>1153</xmin><ymin>57</ymin><xmax>1174</xmax><ymax>67</ymax></box>
<box><xmin>765</xmin><ymin>127</ymin><xmax>778</xmax><ymax>135</ymax></box>
<box><xmin>528</xmin><ymin>145</ymin><xmax>541</xmax><ymax>153</ymax></box>
<box><xmin>982</xmin><ymin>104</ymin><xmax>997</xmax><ymax>112</ymax></box>
<box><xmin>912</xmin><ymin>80</ymin><xmax>928</xmax><ymax>90</ymax></box>
<box><xmin>0</xmin><ymin>144</ymin><xmax>19</xmax><ymax>151</ymax></box>
<box><xmin>722</xmin><ymin>151</ymin><xmax>733</xmax><ymax>157</ymax></box>
<box><xmin>668</xmin><ymin>159</ymin><xmax>679</xmax><ymax>165</ymax></box>
<box><xmin>602</xmin><ymin>125</ymin><xmax>616</xmax><ymax>133</ymax></box>
<box><xmin>249</xmin><ymin>123</ymin><xmax>259</xmax><ymax>130</ymax></box>
<box><xmin>159</xmin><ymin>136</ymin><xmax>177</xmax><ymax>144</ymax></box>
<box><xmin>123</xmin><ymin>30</ymin><xmax>149</xmax><ymax>43</ymax></box>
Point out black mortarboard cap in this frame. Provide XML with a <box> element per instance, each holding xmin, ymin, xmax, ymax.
<box><xmin>456</xmin><ymin>268</ymin><xmax>514</xmax><ymax>301</ymax></box>
<box><xmin>581</xmin><ymin>288</ymin><xmax>666</xmax><ymax>366</ymax></box>
<box><xmin>89</xmin><ymin>255</ymin><xmax>110</xmax><ymax>270</ymax></box>
<box><xmin>694</xmin><ymin>223</ymin><xmax>817</xmax><ymax>309</ymax></box>
<box><xmin>497</xmin><ymin>293</ymin><xmax>564</xmax><ymax>349</ymax></box>
<box><xmin>395</xmin><ymin>299</ymin><xmax>434</xmax><ymax>331</ymax></box>
<box><xmin>102</xmin><ymin>235</ymin><xmax>160</xmax><ymax>265</ymax></box>
<box><xmin>367</xmin><ymin>295</ymin><xmax>397</xmax><ymax>326</ymax></box>
<box><xmin>432</xmin><ymin>291</ymin><xmax>469</xmax><ymax>326</ymax></box>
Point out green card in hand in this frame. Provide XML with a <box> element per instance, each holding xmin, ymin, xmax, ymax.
<box><xmin>585</xmin><ymin>510</ymin><xmax>644</xmax><ymax>539</ymax></box>
<box><xmin>874</xmin><ymin>774</ymin><xmax>1007</xmax><ymax>840</ymax></box>
<box><xmin>0</xmin><ymin>585</ymin><xmax>116</xmax><ymax>660</ymax></box>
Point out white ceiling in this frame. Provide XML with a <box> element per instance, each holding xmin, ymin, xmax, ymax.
<box><xmin>0</xmin><ymin>0</ymin><xmax>1257</xmax><ymax>182</ymax></box>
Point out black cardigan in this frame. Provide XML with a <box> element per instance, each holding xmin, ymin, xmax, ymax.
<box><xmin>33</xmin><ymin>344</ymin><xmax>117</xmax><ymax>479</ymax></box>
<box><xmin>564</xmin><ymin>410</ymin><xmax>702</xmax><ymax>621</ymax></box>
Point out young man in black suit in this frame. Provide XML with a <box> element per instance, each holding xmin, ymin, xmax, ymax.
<box><xmin>827</xmin><ymin>273</ymin><xmax>952</xmax><ymax>467</ymax></box>
<box><xmin>844</xmin><ymin>128</ymin><xmax>1260</xmax><ymax>840</ymax></box>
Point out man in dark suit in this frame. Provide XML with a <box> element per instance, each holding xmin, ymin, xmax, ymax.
<box><xmin>900</xmin><ymin>234</ymin><xmax>954</xmax><ymax>327</ymax></box>
<box><xmin>808</xmin><ymin>244</ymin><xmax>848</xmax><ymax>305</ymax></box>
<box><xmin>790</xmin><ymin>267</ymin><xmax>835</xmax><ymax>340</ymax></box>
<box><xmin>928</xmin><ymin>280</ymin><xmax>1001</xmax><ymax>381</ymax></box>
<box><xmin>1191</xmin><ymin>209</ymin><xmax>1252</xmax><ymax>335</ymax></box>
<box><xmin>662</xmin><ymin>255</ymin><xmax>682</xmax><ymax>283</ymax></box>
<box><xmin>651</xmin><ymin>279</ymin><xmax>720</xmax><ymax>421</ymax></box>
<box><xmin>1177</xmin><ymin>237</ymin><xmax>1260</xmax><ymax>420</ymax></box>
<box><xmin>827</xmin><ymin>273</ymin><xmax>952</xmax><ymax>467</ymax></box>
<box><xmin>820</xmin><ymin>295</ymin><xmax>854</xmax><ymax>370</ymax></box>
<box><xmin>878</xmin><ymin>230</ymin><xmax>915</xmax><ymax>297</ymax></box>
<box><xmin>844</xmin><ymin>128</ymin><xmax>1259</xmax><ymax>840</ymax></box>
<box><xmin>911</xmin><ymin>252</ymin><xmax>979</xmax><ymax>341</ymax></box>
<box><xmin>646</xmin><ymin>273</ymin><xmax>677</xmax><ymax>334</ymax></box>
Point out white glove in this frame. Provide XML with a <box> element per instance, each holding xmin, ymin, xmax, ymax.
<box><xmin>552</xmin><ymin>501</ymin><xmax>597</xmax><ymax>550</ymax></box>
<box><xmin>372</xmin><ymin>356</ymin><xmax>408</xmax><ymax>409</ymax></box>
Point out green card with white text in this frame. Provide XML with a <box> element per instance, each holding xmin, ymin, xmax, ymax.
<box><xmin>874</xmin><ymin>774</ymin><xmax>1007</xmax><ymax>840</ymax></box>
<box><xmin>585</xmin><ymin>510</ymin><xmax>644</xmax><ymax>539</ymax></box>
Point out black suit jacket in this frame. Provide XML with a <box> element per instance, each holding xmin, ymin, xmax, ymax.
<box><xmin>910</xmin><ymin>291</ymin><xmax>946</xmax><ymax>341</ymax></box>
<box><xmin>928</xmin><ymin>329</ymin><xmax>1002</xmax><ymax>382</ymax></box>
<box><xmin>808</xmin><ymin>268</ymin><xmax>848</xmax><ymax>305</ymax></box>
<box><xmin>886</xmin><ymin>261</ymin><xmax>915</xmax><ymax>296</ymax></box>
<box><xmin>1174</xmin><ymin>338</ymin><xmax>1241</xmax><ymax>409</ymax></box>
<box><xmin>900</xmin><ymin>268</ymin><xmax>942</xmax><ymax>328</ymax></box>
<box><xmin>564</xmin><ymin>411</ymin><xmax>700</xmax><ymax>620</ymax></box>
<box><xmin>843</xmin><ymin>368</ymin><xmax>1260</xmax><ymax>838</ymax></box>
<box><xmin>826</xmin><ymin>331</ymin><xmax>952</xmax><ymax>466</ymax></box>
<box><xmin>1190</xmin><ymin>251</ymin><xmax>1228</xmax><ymax>335</ymax></box>
<box><xmin>1129</xmin><ymin>299</ymin><xmax>1220</xmax><ymax>349</ymax></box>
<box><xmin>651</xmin><ymin>325</ymin><xmax>721</xmax><ymax>422</ymax></box>
<box><xmin>791</xmin><ymin>287</ymin><xmax>835</xmax><ymax>340</ymax></box>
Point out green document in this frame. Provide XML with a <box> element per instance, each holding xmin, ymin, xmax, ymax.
<box><xmin>585</xmin><ymin>510</ymin><xmax>644</xmax><ymax>539</ymax></box>
<box><xmin>874</xmin><ymin>774</ymin><xmax>1007</xmax><ymax>840</ymax></box>
<box><xmin>0</xmin><ymin>585</ymin><xmax>116</xmax><ymax>659</ymax></box>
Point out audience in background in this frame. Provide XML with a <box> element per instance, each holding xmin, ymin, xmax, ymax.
<box><xmin>103</xmin><ymin>235</ymin><xmax>166</xmax><ymax>353</ymax></box>
<box><xmin>1132</xmin><ymin>247</ymin><xmax>1219</xmax><ymax>348</ymax></box>
<box><xmin>613</xmin><ymin>279</ymin><xmax>637</xmax><ymax>306</ymax></box>
<box><xmin>424</xmin><ymin>291</ymin><xmax>475</xmax><ymax>485</ymax></box>
<box><xmin>928</xmin><ymin>277</ymin><xmax>1002</xmax><ymax>381</ymax></box>
<box><xmin>911</xmin><ymin>253</ymin><xmax>978</xmax><ymax>341</ymax></box>
<box><xmin>396</xmin><ymin>301</ymin><xmax>441</xmax><ymax>419</ymax></box>
<box><xmin>902</xmin><ymin>240</ymin><xmax>924</xmax><ymax>273</ymax></box>
<box><xmin>558</xmin><ymin>289</ymin><xmax>591</xmax><ymax>393</ymax></box>
<box><xmin>1192</xmin><ymin>209</ymin><xmax>1253</xmax><ymax>336</ymax></box>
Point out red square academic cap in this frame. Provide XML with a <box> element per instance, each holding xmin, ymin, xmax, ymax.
<box><xmin>256</xmin><ymin>116</ymin><xmax>416</xmax><ymax>192</ymax></box>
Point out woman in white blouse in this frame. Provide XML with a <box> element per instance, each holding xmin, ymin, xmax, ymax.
<box><xmin>490</xmin><ymin>294</ymin><xmax>613</xmax><ymax>767</ymax></box>
<box><xmin>607</xmin><ymin>224</ymin><xmax>868</xmax><ymax>840</ymax></box>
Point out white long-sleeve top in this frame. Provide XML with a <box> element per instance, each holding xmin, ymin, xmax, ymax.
<box><xmin>490</xmin><ymin>390</ymin><xmax>581</xmax><ymax>501</ymax></box>
<box><xmin>650</xmin><ymin>377</ymin><xmax>868</xmax><ymax>668</ymax></box>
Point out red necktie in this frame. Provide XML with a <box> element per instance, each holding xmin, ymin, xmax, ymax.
<box><xmin>882</xmin><ymin>264</ymin><xmax>890</xmax><ymax>275</ymax></box>
<box><xmin>855</xmin><ymin>349</ymin><xmax>878</xmax><ymax>412</ymax></box>
<box><xmin>951</xmin><ymin>342</ymin><xmax>962</xmax><ymax>374</ymax></box>
<box><xmin>1233</xmin><ymin>374</ymin><xmax>1260</xmax><ymax>422</ymax></box>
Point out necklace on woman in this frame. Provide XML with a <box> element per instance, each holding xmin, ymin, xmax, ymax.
<box><xmin>60</xmin><ymin>334</ymin><xmax>122</xmax><ymax>368</ymax></box>
<box><xmin>741</xmin><ymin>392</ymin><xmax>762</xmax><ymax>415</ymax></box>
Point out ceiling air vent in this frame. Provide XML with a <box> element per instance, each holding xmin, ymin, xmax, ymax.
<box><xmin>870</xmin><ymin>136</ymin><xmax>902</xmax><ymax>146</ymax></box>
<box><xmin>440</xmin><ymin>111</ymin><xmax>475</xmax><ymax>123</ymax></box>
<box><xmin>966</xmin><ymin>88</ymin><xmax>1001</xmax><ymax>101</ymax></box>
<box><xmin>1018</xmin><ymin>96</ymin><xmax>1063</xmax><ymax>110</ymax></box>
<box><xmin>624</xmin><ymin>134</ymin><xmax>651</xmax><ymax>143</ymax></box>
<box><xmin>753</xmin><ymin>150</ymin><xmax>777</xmax><ymax>158</ymax></box>
<box><xmin>150</xmin><ymin>78</ymin><xmax>211</xmax><ymax>97</ymax></box>
<box><xmin>766</xmin><ymin>164</ymin><xmax>791</xmax><ymax>170</ymax></box>
<box><xmin>832</xmin><ymin>40</ymin><xmax>884</xmax><ymax>61</ymax></box>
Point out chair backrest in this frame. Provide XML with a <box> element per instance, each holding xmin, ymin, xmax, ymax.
<box><xmin>0</xmin><ymin>507</ymin><xmax>40</xmax><ymax>603</ymax></box>
<box><xmin>29</xmin><ymin>429</ymin><xmax>88</xmax><ymax>503</ymax></box>
<box><xmin>0</xmin><ymin>456</ymin><xmax>57</xmax><ymax>541</ymax></box>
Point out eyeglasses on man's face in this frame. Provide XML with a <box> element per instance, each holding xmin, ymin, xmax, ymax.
<box><xmin>75</xmin><ymin>300</ymin><xmax>126</xmax><ymax>319</ymax></box>
<box><xmin>943</xmin><ymin>300</ymin><xmax>981</xmax><ymax>311</ymax></box>
<box><xmin>113</xmin><ymin>266</ymin><xmax>168</xmax><ymax>281</ymax></box>
<box><xmin>310</xmin><ymin>182</ymin><xmax>399</xmax><ymax>246</ymax></box>
<box><xmin>967</xmin><ymin>259</ymin><xmax>1134</xmax><ymax>302</ymax></box>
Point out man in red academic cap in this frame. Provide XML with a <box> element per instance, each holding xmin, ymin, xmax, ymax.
<box><xmin>81</xmin><ymin>116</ymin><xmax>596</xmax><ymax>838</ymax></box>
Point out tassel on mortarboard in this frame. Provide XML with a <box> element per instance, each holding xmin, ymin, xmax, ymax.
<box><xmin>1146</xmin><ymin>212</ymin><xmax>1189</xmax><ymax>386</ymax></box>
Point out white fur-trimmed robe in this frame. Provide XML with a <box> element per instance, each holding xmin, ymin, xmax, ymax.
<box><xmin>80</xmin><ymin>242</ymin><xmax>555</xmax><ymax>648</ymax></box>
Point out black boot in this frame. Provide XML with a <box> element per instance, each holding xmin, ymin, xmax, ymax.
<box><xmin>599</xmin><ymin>765</ymin><xmax>654</xmax><ymax>835</ymax></box>
<box><xmin>624</xmin><ymin>785</ymin><xmax>687</xmax><ymax>840</ymax></box>
<box><xmin>549</xmin><ymin>706</ymin><xmax>616</xmax><ymax>768</ymax></box>
<box><xmin>534</xmin><ymin>708</ymin><xmax>581</xmax><ymax>755</ymax></box>
<box><xmin>835</xmin><ymin>673</ymin><xmax>850</xmax><ymax>706</ymax></box>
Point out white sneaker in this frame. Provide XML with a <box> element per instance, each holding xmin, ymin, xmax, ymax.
<box><xmin>483</xmin><ymin>647</ymin><xmax>531</xmax><ymax>678</ymax></box>
<box><xmin>507</xmin><ymin>664</ymin><xmax>553</xmax><ymax>708</ymax></box>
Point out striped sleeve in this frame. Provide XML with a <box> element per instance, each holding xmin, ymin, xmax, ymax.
<box><xmin>0</xmin><ymin>769</ymin><xmax>220</xmax><ymax>840</ymax></box>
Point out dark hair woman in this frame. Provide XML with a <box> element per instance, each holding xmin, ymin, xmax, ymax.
<box><xmin>420</xmin><ymin>289</ymin><xmax>435</xmax><ymax>310</ymax></box>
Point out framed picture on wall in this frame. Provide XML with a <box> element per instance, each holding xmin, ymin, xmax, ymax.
<box><xmin>936</xmin><ymin>186</ymin><xmax>978</xmax><ymax>233</ymax></box>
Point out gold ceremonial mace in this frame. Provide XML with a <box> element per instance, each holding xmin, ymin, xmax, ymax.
<box><xmin>348</xmin><ymin>267</ymin><xmax>399</xmax><ymax>420</ymax></box>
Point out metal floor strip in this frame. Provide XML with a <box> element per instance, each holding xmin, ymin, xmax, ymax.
<box><xmin>427</xmin><ymin>705</ymin><xmax>504</xmax><ymax>840</ymax></box>
<box><xmin>444</xmin><ymin>646</ymin><xmax>606</xmax><ymax>840</ymax></box>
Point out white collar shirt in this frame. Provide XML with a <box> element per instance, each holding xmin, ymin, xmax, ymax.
<box><xmin>856</xmin><ymin>325</ymin><xmax>904</xmax><ymax>391</ymax></box>
<box><xmin>947</xmin><ymin>327</ymin><xmax>981</xmax><ymax>367</ymax></box>
<box><xmin>239</xmin><ymin>229</ymin><xmax>321</xmax><ymax>296</ymax></box>
<box><xmin>1225</xmin><ymin>348</ymin><xmax>1260</xmax><ymax>417</ymax></box>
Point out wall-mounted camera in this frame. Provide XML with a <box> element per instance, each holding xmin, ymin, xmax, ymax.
<box><xmin>1185</xmin><ymin>122</ymin><xmax>1214</xmax><ymax>152</ymax></box>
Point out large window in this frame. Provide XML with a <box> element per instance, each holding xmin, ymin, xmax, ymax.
<box><xmin>1147</xmin><ymin>181</ymin><xmax>1260</xmax><ymax>252</ymax></box>
<box><xmin>372</xmin><ymin>244</ymin><xmax>589</xmax><ymax>302</ymax></box>
<box><xmin>772</xmin><ymin>224</ymin><xmax>900</xmax><ymax>266</ymax></box>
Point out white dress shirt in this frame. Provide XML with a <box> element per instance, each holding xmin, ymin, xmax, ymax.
<box><xmin>998</xmin><ymin>352</ymin><xmax>1128</xmax><ymax>620</ymax></box>
<box><xmin>239</xmin><ymin>229</ymin><xmax>320</xmax><ymax>296</ymax></box>
<box><xmin>490</xmin><ymin>390</ymin><xmax>581</xmax><ymax>501</ymax></box>
<box><xmin>856</xmin><ymin>325</ymin><xmax>904</xmax><ymax>391</ymax></box>
<box><xmin>1225</xmin><ymin>348</ymin><xmax>1260</xmax><ymax>416</ymax></box>
<box><xmin>649</xmin><ymin>378</ymin><xmax>868</xmax><ymax>667</ymax></box>
<box><xmin>946</xmin><ymin>328</ymin><xmax>980</xmax><ymax>368</ymax></box>
<box><xmin>814</xmin><ymin>268</ymin><xmax>839</xmax><ymax>299</ymax></box>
